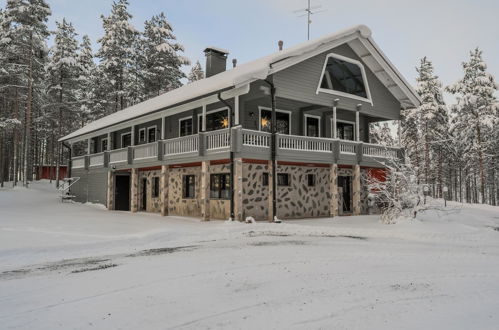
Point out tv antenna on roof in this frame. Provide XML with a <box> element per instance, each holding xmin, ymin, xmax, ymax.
<box><xmin>294</xmin><ymin>0</ymin><xmax>327</xmax><ymax>40</ymax></box>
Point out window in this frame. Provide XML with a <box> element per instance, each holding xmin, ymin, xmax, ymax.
<box><xmin>101</xmin><ymin>138</ymin><xmax>108</xmax><ymax>152</ymax></box>
<box><xmin>307</xmin><ymin>174</ymin><xmax>316</xmax><ymax>187</ymax></box>
<box><xmin>260</xmin><ymin>108</ymin><xmax>291</xmax><ymax>135</ymax></box>
<box><xmin>210</xmin><ymin>173</ymin><xmax>230</xmax><ymax>199</ymax></box>
<box><xmin>336</xmin><ymin>121</ymin><xmax>355</xmax><ymax>141</ymax></box>
<box><xmin>182</xmin><ymin>175</ymin><xmax>196</xmax><ymax>199</ymax></box>
<box><xmin>152</xmin><ymin>177</ymin><xmax>160</xmax><ymax>198</ymax></box>
<box><xmin>179</xmin><ymin>117</ymin><xmax>193</xmax><ymax>136</ymax></box>
<box><xmin>138</xmin><ymin>128</ymin><xmax>146</xmax><ymax>143</ymax></box>
<box><xmin>198</xmin><ymin>108</ymin><xmax>229</xmax><ymax>132</ymax></box>
<box><xmin>277</xmin><ymin>173</ymin><xmax>290</xmax><ymax>186</ymax></box>
<box><xmin>148</xmin><ymin>127</ymin><xmax>157</xmax><ymax>143</ymax></box>
<box><xmin>262</xmin><ymin>173</ymin><xmax>269</xmax><ymax>186</ymax></box>
<box><xmin>318</xmin><ymin>53</ymin><xmax>371</xmax><ymax>102</ymax></box>
<box><xmin>122</xmin><ymin>133</ymin><xmax>132</xmax><ymax>148</ymax></box>
<box><xmin>305</xmin><ymin>115</ymin><xmax>320</xmax><ymax>137</ymax></box>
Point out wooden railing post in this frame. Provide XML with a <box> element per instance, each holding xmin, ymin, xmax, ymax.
<box><xmin>157</xmin><ymin>140</ymin><xmax>163</xmax><ymax>161</ymax></box>
<box><xmin>356</xmin><ymin>142</ymin><xmax>364</xmax><ymax>164</ymax></box>
<box><xmin>198</xmin><ymin>132</ymin><xmax>205</xmax><ymax>156</ymax></box>
<box><xmin>127</xmin><ymin>146</ymin><xmax>133</xmax><ymax>165</ymax></box>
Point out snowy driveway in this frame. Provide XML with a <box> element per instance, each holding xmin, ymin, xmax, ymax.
<box><xmin>1</xmin><ymin>182</ymin><xmax>499</xmax><ymax>329</ymax></box>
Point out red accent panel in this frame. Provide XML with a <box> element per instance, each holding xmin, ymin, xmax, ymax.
<box><xmin>35</xmin><ymin>166</ymin><xmax>67</xmax><ymax>180</ymax></box>
<box><xmin>210</xmin><ymin>159</ymin><xmax>230</xmax><ymax>165</ymax></box>
<box><xmin>138</xmin><ymin>166</ymin><xmax>162</xmax><ymax>172</ymax></box>
<box><xmin>278</xmin><ymin>161</ymin><xmax>330</xmax><ymax>168</ymax></box>
<box><xmin>338</xmin><ymin>164</ymin><xmax>353</xmax><ymax>169</ymax></box>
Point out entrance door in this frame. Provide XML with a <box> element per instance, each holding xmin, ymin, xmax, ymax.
<box><xmin>141</xmin><ymin>178</ymin><xmax>147</xmax><ymax>211</ymax></box>
<box><xmin>115</xmin><ymin>175</ymin><xmax>130</xmax><ymax>211</ymax></box>
<box><xmin>338</xmin><ymin>176</ymin><xmax>352</xmax><ymax>213</ymax></box>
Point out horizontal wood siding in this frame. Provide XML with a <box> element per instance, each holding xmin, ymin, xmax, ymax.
<box><xmin>273</xmin><ymin>43</ymin><xmax>401</xmax><ymax>120</ymax></box>
<box><xmin>71</xmin><ymin>168</ymin><xmax>108</xmax><ymax>205</ymax></box>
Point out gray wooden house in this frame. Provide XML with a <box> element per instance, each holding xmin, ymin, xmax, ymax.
<box><xmin>60</xmin><ymin>25</ymin><xmax>420</xmax><ymax>221</ymax></box>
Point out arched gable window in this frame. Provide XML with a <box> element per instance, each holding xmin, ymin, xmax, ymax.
<box><xmin>317</xmin><ymin>53</ymin><xmax>372</xmax><ymax>103</ymax></box>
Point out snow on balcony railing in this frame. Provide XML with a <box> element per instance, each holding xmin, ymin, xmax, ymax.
<box><xmin>278</xmin><ymin>134</ymin><xmax>332</xmax><ymax>152</ymax></box>
<box><xmin>72</xmin><ymin>156</ymin><xmax>85</xmax><ymax>169</ymax></box>
<box><xmin>339</xmin><ymin>140</ymin><xmax>357</xmax><ymax>154</ymax></box>
<box><xmin>242</xmin><ymin>129</ymin><xmax>270</xmax><ymax>148</ymax></box>
<box><xmin>109</xmin><ymin>148</ymin><xmax>128</xmax><ymax>164</ymax></box>
<box><xmin>133</xmin><ymin>142</ymin><xmax>157</xmax><ymax>160</ymax></box>
<box><xmin>206</xmin><ymin>128</ymin><xmax>230</xmax><ymax>150</ymax></box>
<box><xmin>89</xmin><ymin>153</ymin><xmax>104</xmax><ymax>167</ymax></box>
<box><xmin>164</xmin><ymin>134</ymin><xmax>199</xmax><ymax>155</ymax></box>
<box><xmin>363</xmin><ymin>144</ymin><xmax>399</xmax><ymax>159</ymax></box>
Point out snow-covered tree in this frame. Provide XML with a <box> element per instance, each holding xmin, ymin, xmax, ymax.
<box><xmin>400</xmin><ymin>107</ymin><xmax>421</xmax><ymax>182</ymax></box>
<box><xmin>1</xmin><ymin>0</ymin><xmax>51</xmax><ymax>185</ymax></box>
<box><xmin>188</xmin><ymin>60</ymin><xmax>204</xmax><ymax>83</ymax></box>
<box><xmin>415</xmin><ymin>57</ymin><xmax>449</xmax><ymax>195</ymax></box>
<box><xmin>96</xmin><ymin>0</ymin><xmax>139</xmax><ymax>113</ymax></box>
<box><xmin>369</xmin><ymin>121</ymin><xmax>395</xmax><ymax>146</ymax></box>
<box><xmin>45</xmin><ymin>18</ymin><xmax>80</xmax><ymax>187</ymax></box>
<box><xmin>446</xmin><ymin>48</ymin><xmax>498</xmax><ymax>203</ymax></box>
<box><xmin>142</xmin><ymin>12</ymin><xmax>190</xmax><ymax>97</ymax></box>
<box><xmin>76</xmin><ymin>35</ymin><xmax>97</xmax><ymax>125</ymax></box>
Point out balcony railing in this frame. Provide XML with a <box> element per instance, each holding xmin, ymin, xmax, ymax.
<box><xmin>73</xmin><ymin>128</ymin><xmax>401</xmax><ymax>169</ymax></box>
<box><xmin>278</xmin><ymin>134</ymin><xmax>332</xmax><ymax>152</ymax></box>
<box><xmin>133</xmin><ymin>142</ymin><xmax>157</xmax><ymax>160</ymax></box>
<box><xmin>109</xmin><ymin>148</ymin><xmax>128</xmax><ymax>164</ymax></box>
<box><xmin>89</xmin><ymin>153</ymin><xmax>105</xmax><ymax>167</ymax></box>
<box><xmin>164</xmin><ymin>134</ymin><xmax>199</xmax><ymax>156</ymax></box>
<box><xmin>206</xmin><ymin>128</ymin><xmax>230</xmax><ymax>150</ymax></box>
<box><xmin>242</xmin><ymin>129</ymin><xmax>271</xmax><ymax>148</ymax></box>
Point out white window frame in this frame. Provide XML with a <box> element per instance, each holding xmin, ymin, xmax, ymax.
<box><xmin>147</xmin><ymin>125</ymin><xmax>157</xmax><ymax>143</ymax></box>
<box><xmin>179</xmin><ymin>116</ymin><xmax>194</xmax><ymax>136</ymax></box>
<box><xmin>258</xmin><ymin>106</ymin><xmax>292</xmax><ymax>135</ymax></box>
<box><xmin>304</xmin><ymin>114</ymin><xmax>321</xmax><ymax>137</ymax></box>
<box><xmin>138</xmin><ymin>128</ymin><xmax>146</xmax><ymax>143</ymax></box>
<box><xmin>331</xmin><ymin>118</ymin><xmax>356</xmax><ymax>141</ymax></box>
<box><xmin>101</xmin><ymin>137</ymin><xmax>108</xmax><ymax>152</ymax></box>
<box><xmin>121</xmin><ymin>132</ymin><xmax>132</xmax><ymax>148</ymax></box>
<box><xmin>316</xmin><ymin>53</ymin><xmax>373</xmax><ymax>105</ymax></box>
<box><xmin>197</xmin><ymin>107</ymin><xmax>230</xmax><ymax>132</ymax></box>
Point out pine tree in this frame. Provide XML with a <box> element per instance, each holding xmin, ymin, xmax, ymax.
<box><xmin>142</xmin><ymin>12</ymin><xmax>190</xmax><ymax>97</ymax></box>
<box><xmin>45</xmin><ymin>18</ymin><xmax>80</xmax><ymax>187</ymax></box>
<box><xmin>188</xmin><ymin>60</ymin><xmax>204</xmax><ymax>83</ymax></box>
<box><xmin>76</xmin><ymin>35</ymin><xmax>99</xmax><ymax>125</ymax></box>
<box><xmin>369</xmin><ymin>122</ymin><xmax>395</xmax><ymax>146</ymax></box>
<box><xmin>400</xmin><ymin>107</ymin><xmax>421</xmax><ymax>182</ymax></box>
<box><xmin>1</xmin><ymin>0</ymin><xmax>51</xmax><ymax>185</ymax></box>
<box><xmin>96</xmin><ymin>0</ymin><xmax>138</xmax><ymax>113</ymax></box>
<box><xmin>447</xmin><ymin>48</ymin><xmax>498</xmax><ymax>203</ymax></box>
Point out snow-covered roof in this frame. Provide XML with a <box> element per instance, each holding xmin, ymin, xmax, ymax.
<box><xmin>61</xmin><ymin>25</ymin><xmax>420</xmax><ymax>142</ymax></box>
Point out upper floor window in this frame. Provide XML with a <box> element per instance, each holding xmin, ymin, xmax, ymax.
<box><xmin>148</xmin><ymin>126</ymin><xmax>157</xmax><ymax>143</ymax></box>
<box><xmin>198</xmin><ymin>108</ymin><xmax>229</xmax><ymax>132</ymax></box>
<box><xmin>179</xmin><ymin>117</ymin><xmax>193</xmax><ymax>136</ymax></box>
<box><xmin>259</xmin><ymin>107</ymin><xmax>291</xmax><ymax>135</ymax></box>
<box><xmin>138</xmin><ymin>128</ymin><xmax>146</xmax><ymax>143</ymax></box>
<box><xmin>101</xmin><ymin>138</ymin><xmax>108</xmax><ymax>152</ymax></box>
<box><xmin>122</xmin><ymin>133</ymin><xmax>132</xmax><ymax>148</ymax></box>
<box><xmin>317</xmin><ymin>53</ymin><xmax>371</xmax><ymax>103</ymax></box>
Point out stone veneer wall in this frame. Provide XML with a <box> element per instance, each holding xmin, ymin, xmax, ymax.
<box><xmin>168</xmin><ymin>166</ymin><xmax>201</xmax><ymax>217</ymax></box>
<box><xmin>209</xmin><ymin>163</ymin><xmax>231</xmax><ymax>220</ymax></box>
<box><xmin>138</xmin><ymin>170</ymin><xmax>161</xmax><ymax>213</ymax></box>
<box><xmin>242</xmin><ymin>163</ymin><xmax>269</xmax><ymax>220</ymax></box>
<box><xmin>275</xmin><ymin>164</ymin><xmax>330</xmax><ymax>219</ymax></box>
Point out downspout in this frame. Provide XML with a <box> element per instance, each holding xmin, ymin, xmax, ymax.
<box><xmin>62</xmin><ymin>142</ymin><xmax>72</xmax><ymax>179</ymax></box>
<box><xmin>217</xmin><ymin>92</ymin><xmax>235</xmax><ymax>220</ymax></box>
<box><xmin>264</xmin><ymin>78</ymin><xmax>277</xmax><ymax>222</ymax></box>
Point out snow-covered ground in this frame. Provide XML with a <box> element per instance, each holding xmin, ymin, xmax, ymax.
<box><xmin>1</xmin><ymin>181</ymin><xmax>499</xmax><ymax>330</ymax></box>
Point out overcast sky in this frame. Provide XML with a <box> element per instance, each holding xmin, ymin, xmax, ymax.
<box><xmin>2</xmin><ymin>0</ymin><xmax>498</xmax><ymax>99</ymax></box>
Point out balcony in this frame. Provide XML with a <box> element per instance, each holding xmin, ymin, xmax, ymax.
<box><xmin>72</xmin><ymin>127</ymin><xmax>401</xmax><ymax>169</ymax></box>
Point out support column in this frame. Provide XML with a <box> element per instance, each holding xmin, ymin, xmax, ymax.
<box><xmin>329</xmin><ymin>163</ymin><xmax>339</xmax><ymax>217</ymax></box>
<box><xmin>201</xmin><ymin>104</ymin><xmax>207</xmax><ymax>132</ymax></box>
<box><xmin>160</xmin><ymin>165</ymin><xmax>169</xmax><ymax>216</ymax></box>
<box><xmin>130</xmin><ymin>168</ymin><xmax>138</xmax><ymax>213</ymax></box>
<box><xmin>332</xmin><ymin>99</ymin><xmax>339</xmax><ymax>139</ymax></box>
<box><xmin>353</xmin><ymin>164</ymin><xmax>361</xmax><ymax>215</ymax></box>
<box><xmin>234</xmin><ymin>158</ymin><xmax>243</xmax><ymax>221</ymax></box>
<box><xmin>268</xmin><ymin>160</ymin><xmax>274</xmax><ymax>222</ymax></box>
<box><xmin>107</xmin><ymin>132</ymin><xmax>111</xmax><ymax>151</ymax></box>
<box><xmin>200</xmin><ymin>161</ymin><xmax>210</xmax><ymax>221</ymax></box>
<box><xmin>107</xmin><ymin>171</ymin><xmax>114</xmax><ymax>210</ymax></box>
